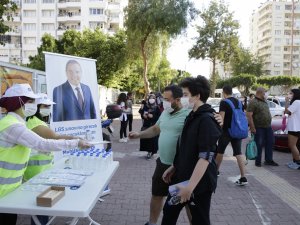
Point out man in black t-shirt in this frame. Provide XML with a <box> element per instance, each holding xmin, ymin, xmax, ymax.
<box><xmin>215</xmin><ymin>85</ymin><xmax>248</xmax><ymax>186</ymax></box>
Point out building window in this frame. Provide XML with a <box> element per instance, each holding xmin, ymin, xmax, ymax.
<box><xmin>285</xmin><ymin>5</ymin><xmax>292</xmax><ymax>10</ymax></box>
<box><xmin>275</xmin><ymin>30</ymin><xmax>281</xmax><ymax>35</ymax></box>
<box><xmin>42</xmin><ymin>10</ymin><xmax>55</xmax><ymax>17</ymax></box>
<box><xmin>276</xmin><ymin>5</ymin><xmax>280</xmax><ymax>10</ymax></box>
<box><xmin>89</xmin><ymin>22</ymin><xmax>104</xmax><ymax>29</ymax></box>
<box><xmin>274</xmin><ymin>46</ymin><xmax>281</xmax><ymax>51</ymax></box>
<box><xmin>42</xmin><ymin>0</ymin><xmax>54</xmax><ymax>3</ymax></box>
<box><xmin>42</xmin><ymin>23</ymin><xmax>55</xmax><ymax>31</ymax></box>
<box><xmin>275</xmin><ymin>38</ymin><xmax>281</xmax><ymax>43</ymax></box>
<box><xmin>23</xmin><ymin>23</ymin><xmax>36</xmax><ymax>31</ymax></box>
<box><xmin>274</xmin><ymin>71</ymin><xmax>280</xmax><ymax>75</ymax></box>
<box><xmin>89</xmin><ymin>8</ymin><xmax>104</xmax><ymax>15</ymax></box>
<box><xmin>274</xmin><ymin>63</ymin><xmax>280</xmax><ymax>67</ymax></box>
<box><xmin>23</xmin><ymin>10</ymin><xmax>36</xmax><ymax>18</ymax></box>
<box><xmin>24</xmin><ymin>0</ymin><xmax>36</xmax><ymax>3</ymax></box>
<box><xmin>24</xmin><ymin>37</ymin><xmax>36</xmax><ymax>44</ymax></box>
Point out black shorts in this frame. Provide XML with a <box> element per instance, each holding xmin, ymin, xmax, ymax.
<box><xmin>288</xmin><ymin>131</ymin><xmax>300</xmax><ymax>137</ymax></box>
<box><xmin>217</xmin><ymin>132</ymin><xmax>242</xmax><ymax>156</ymax></box>
<box><xmin>152</xmin><ymin>158</ymin><xmax>171</xmax><ymax>196</ymax></box>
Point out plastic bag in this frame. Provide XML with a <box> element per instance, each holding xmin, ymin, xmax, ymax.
<box><xmin>246</xmin><ymin>134</ymin><xmax>257</xmax><ymax>164</ymax></box>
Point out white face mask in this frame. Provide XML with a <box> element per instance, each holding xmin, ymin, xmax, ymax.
<box><xmin>23</xmin><ymin>103</ymin><xmax>37</xmax><ymax>117</ymax></box>
<box><xmin>264</xmin><ymin>92</ymin><xmax>269</xmax><ymax>100</ymax></box>
<box><xmin>181</xmin><ymin>97</ymin><xmax>194</xmax><ymax>109</ymax></box>
<box><xmin>288</xmin><ymin>93</ymin><xmax>293</xmax><ymax>100</ymax></box>
<box><xmin>163</xmin><ymin>101</ymin><xmax>174</xmax><ymax>113</ymax></box>
<box><xmin>40</xmin><ymin>108</ymin><xmax>51</xmax><ymax>117</ymax></box>
<box><xmin>149</xmin><ymin>99</ymin><xmax>155</xmax><ymax>104</ymax></box>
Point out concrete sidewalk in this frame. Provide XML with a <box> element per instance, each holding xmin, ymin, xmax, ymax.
<box><xmin>17</xmin><ymin>115</ymin><xmax>300</xmax><ymax>225</ymax></box>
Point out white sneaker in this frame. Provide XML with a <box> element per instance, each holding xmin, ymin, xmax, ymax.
<box><xmin>123</xmin><ymin>138</ymin><xmax>128</xmax><ymax>143</ymax></box>
<box><xmin>119</xmin><ymin>139</ymin><xmax>125</xmax><ymax>143</ymax></box>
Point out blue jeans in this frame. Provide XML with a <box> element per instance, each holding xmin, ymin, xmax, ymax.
<box><xmin>254</xmin><ymin>127</ymin><xmax>274</xmax><ymax>164</ymax></box>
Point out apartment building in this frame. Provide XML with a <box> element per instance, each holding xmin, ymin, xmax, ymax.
<box><xmin>250</xmin><ymin>0</ymin><xmax>300</xmax><ymax>76</ymax></box>
<box><xmin>0</xmin><ymin>0</ymin><xmax>126</xmax><ymax>64</ymax></box>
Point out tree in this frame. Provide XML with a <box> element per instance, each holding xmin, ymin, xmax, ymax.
<box><xmin>257</xmin><ymin>75</ymin><xmax>300</xmax><ymax>94</ymax></box>
<box><xmin>27</xmin><ymin>34</ymin><xmax>58</xmax><ymax>71</ymax></box>
<box><xmin>230</xmin><ymin>46</ymin><xmax>263</xmax><ymax>77</ymax></box>
<box><xmin>217</xmin><ymin>74</ymin><xmax>256</xmax><ymax>95</ymax></box>
<box><xmin>0</xmin><ymin>0</ymin><xmax>17</xmax><ymax>44</ymax></box>
<box><xmin>189</xmin><ymin>0</ymin><xmax>239</xmax><ymax>96</ymax></box>
<box><xmin>125</xmin><ymin>0</ymin><xmax>195</xmax><ymax>95</ymax></box>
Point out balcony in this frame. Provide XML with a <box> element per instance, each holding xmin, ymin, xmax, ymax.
<box><xmin>89</xmin><ymin>15</ymin><xmax>108</xmax><ymax>23</ymax></box>
<box><xmin>108</xmin><ymin>15</ymin><xmax>119</xmax><ymax>24</ymax></box>
<box><xmin>108</xmin><ymin>2</ymin><xmax>121</xmax><ymax>11</ymax></box>
<box><xmin>58</xmin><ymin>0</ymin><xmax>81</xmax><ymax>9</ymax></box>
<box><xmin>57</xmin><ymin>12</ymin><xmax>81</xmax><ymax>22</ymax></box>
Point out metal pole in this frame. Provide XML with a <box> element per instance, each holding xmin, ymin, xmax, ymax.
<box><xmin>290</xmin><ymin>0</ymin><xmax>295</xmax><ymax>76</ymax></box>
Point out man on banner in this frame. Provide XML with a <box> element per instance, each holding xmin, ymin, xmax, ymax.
<box><xmin>53</xmin><ymin>60</ymin><xmax>96</xmax><ymax>122</ymax></box>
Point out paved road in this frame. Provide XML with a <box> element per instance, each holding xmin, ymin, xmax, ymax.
<box><xmin>17</xmin><ymin>106</ymin><xmax>300</xmax><ymax>225</ymax></box>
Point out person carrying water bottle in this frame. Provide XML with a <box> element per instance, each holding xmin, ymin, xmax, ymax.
<box><xmin>215</xmin><ymin>86</ymin><xmax>248</xmax><ymax>186</ymax></box>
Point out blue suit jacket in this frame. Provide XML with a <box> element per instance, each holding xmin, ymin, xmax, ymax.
<box><xmin>52</xmin><ymin>81</ymin><xmax>97</xmax><ymax>122</ymax></box>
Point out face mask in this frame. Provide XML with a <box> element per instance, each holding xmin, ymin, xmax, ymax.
<box><xmin>180</xmin><ymin>97</ymin><xmax>190</xmax><ymax>109</ymax></box>
<box><xmin>149</xmin><ymin>99</ymin><xmax>155</xmax><ymax>104</ymax></box>
<box><xmin>40</xmin><ymin>108</ymin><xmax>51</xmax><ymax>117</ymax></box>
<box><xmin>23</xmin><ymin>103</ymin><xmax>37</xmax><ymax>117</ymax></box>
<box><xmin>163</xmin><ymin>101</ymin><xmax>174</xmax><ymax>113</ymax></box>
<box><xmin>288</xmin><ymin>93</ymin><xmax>293</xmax><ymax>100</ymax></box>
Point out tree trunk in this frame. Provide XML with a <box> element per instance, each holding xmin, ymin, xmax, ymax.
<box><xmin>141</xmin><ymin>39</ymin><xmax>150</xmax><ymax>97</ymax></box>
<box><xmin>210</xmin><ymin>59</ymin><xmax>217</xmax><ymax>97</ymax></box>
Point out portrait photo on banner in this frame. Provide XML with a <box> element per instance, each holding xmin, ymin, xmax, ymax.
<box><xmin>45</xmin><ymin>53</ymin><xmax>99</xmax><ymax>123</ymax></box>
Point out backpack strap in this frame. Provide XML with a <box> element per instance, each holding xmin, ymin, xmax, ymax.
<box><xmin>224</xmin><ymin>98</ymin><xmax>242</xmax><ymax>110</ymax></box>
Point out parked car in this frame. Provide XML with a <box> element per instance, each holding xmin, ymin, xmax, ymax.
<box><xmin>267</xmin><ymin>100</ymin><xmax>284</xmax><ymax>117</ymax></box>
<box><xmin>268</xmin><ymin>96</ymin><xmax>286</xmax><ymax>108</ymax></box>
<box><xmin>207</xmin><ymin>97</ymin><xmax>222</xmax><ymax>112</ymax></box>
<box><xmin>271</xmin><ymin>116</ymin><xmax>300</xmax><ymax>151</ymax></box>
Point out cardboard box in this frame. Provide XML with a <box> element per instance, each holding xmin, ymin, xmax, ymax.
<box><xmin>36</xmin><ymin>186</ymin><xmax>65</xmax><ymax>207</ymax></box>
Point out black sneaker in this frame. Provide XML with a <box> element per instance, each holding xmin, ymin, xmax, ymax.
<box><xmin>255</xmin><ymin>162</ymin><xmax>261</xmax><ymax>167</ymax></box>
<box><xmin>217</xmin><ymin>171</ymin><xmax>220</xmax><ymax>177</ymax></box>
<box><xmin>264</xmin><ymin>160</ymin><xmax>279</xmax><ymax>166</ymax></box>
<box><xmin>235</xmin><ymin>177</ymin><xmax>248</xmax><ymax>186</ymax></box>
<box><xmin>146</xmin><ymin>153</ymin><xmax>152</xmax><ymax>160</ymax></box>
<box><xmin>293</xmin><ymin>160</ymin><xmax>300</xmax><ymax>165</ymax></box>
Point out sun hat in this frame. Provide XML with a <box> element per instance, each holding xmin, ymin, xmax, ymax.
<box><xmin>1</xmin><ymin>83</ymin><xmax>38</xmax><ymax>99</ymax></box>
<box><xmin>35</xmin><ymin>93</ymin><xmax>56</xmax><ymax>105</ymax></box>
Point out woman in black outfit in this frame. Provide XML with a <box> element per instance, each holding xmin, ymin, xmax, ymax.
<box><xmin>139</xmin><ymin>94</ymin><xmax>161</xmax><ymax>159</ymax></box>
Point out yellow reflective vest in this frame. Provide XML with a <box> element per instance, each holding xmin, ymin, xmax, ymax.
<box><xmin>23</xmin><ymin>116</ymin><xmax>53</xmax><ymax>181</ymax></box>
<box><xmin>0</xmin><ymin>115</ymin><xmax>31</xmax><ymax>197</ymax></box>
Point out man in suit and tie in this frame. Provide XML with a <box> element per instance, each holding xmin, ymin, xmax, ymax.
<box><xmin>52</xmin><ymin>60</ymin><xmax>97</xmax><ymax>122</ymax></box>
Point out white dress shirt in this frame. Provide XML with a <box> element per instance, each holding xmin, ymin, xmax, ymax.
<box><xmin>69</xmin><ymin>82</ymin><xmax>84</xmax><ymax>102</ymax></box>
<box><xmin>0</xmin><ymin>112</ymin><xmax>79</xmax><ymax>151</ymax></box>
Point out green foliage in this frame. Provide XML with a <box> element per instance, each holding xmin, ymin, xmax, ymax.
<box><xmin>189</xmin><ymin>0</ymin><xmax>239</xmax><ymax>94</ymax></box>
<box><xmin>28</xmin><ymin>34</ymin><xmax>58</xmax><ymax>71</ymax></box>
<box><xmin>251</xmin><ymin>83</ymin><xmax>269</xmax><ymax>92</ymax></box>
<box><xmin>0</xmin><ymin>0</ymin><xmax>17</xmax><ymax>44</ymax></box>
<box><xmin>230</xmin><ymin>46</ymin><xmax>263</xmax><ymax>77</ymax></box>
<box><xmin>257</xmin><ymin>75</ymin><xmax>300</xmax><ymax>87</ymax></box>
<box><xmin>125</xmin><ymin>0</ymin><xmax>195</xmax><ymax>95</ymax></box>
<box><xmin>217</xmin><ymin>74</ymin><xmax>256</xmax><ymax>95</ymax></box>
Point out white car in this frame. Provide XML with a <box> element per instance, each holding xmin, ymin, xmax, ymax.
<box><xmin>207</xmin><ymin>98</ymin><xmax>222</xmax><ymax>112</ymax></box>
<box><xmin>267</xmin><ymin>100</ymin><xmax>284</xmax><ymax>117</ymax></box>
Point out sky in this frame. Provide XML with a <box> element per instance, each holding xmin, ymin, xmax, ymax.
<box><xmin>167</xmin><ymin>0</ymin><xmax>264</xmax><ymax>78</ymax></box>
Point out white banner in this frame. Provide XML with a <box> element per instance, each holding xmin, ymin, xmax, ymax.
<box><xmin>44</xmin><ymin>52</ymin><xmax>103</xmax><ymax>152</ymax></box>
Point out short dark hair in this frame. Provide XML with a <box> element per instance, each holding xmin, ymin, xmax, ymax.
<box><xmin>127</xmin><ymin>92</ymin><xmax>132</xmax><ymax>97</ymax></box>
<box><xmin>66</xmin><ymin>60</ymin><xmax>81</xmax><ymax>71</ymax></box>
<box><xmin>291</xmin><ymin>88</ymin><xmax>300</xmax><ymax>105</ymax></box>
<box><xmin>223</xmin><ymin>85</ymin><xmax>233</xmax><ymax>95</ymax></box>
<box><xmin>179</xmin><ymin>75</ymin><xmax>210</xmax><ymax>102</ymax></box>
<box><xmin>164</xmin><ymin>85</ymin><xmax>183</xmax><ymax>99</ymax></box>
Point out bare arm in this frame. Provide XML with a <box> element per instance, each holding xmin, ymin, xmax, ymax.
<box><xmin>246</xmin><ymin>111</ymin><xmax>256</xmax><ymax>133</ymax></box>
<box><xmin>219</xmin><ymin>111</ymin><xmax>225</xmax><ymax>121</ymax></box>
<box><xmin>187</xmin><ymin>158</ymin><xmax>209</xmax><ymax>191</ymax></box>
<box><xmin>32</xmin><ymin>125</ymin><xmax>76</xmax><ymax>140</ymax></box>
<box><xmin>284</xmin><ymin>97</ymin><xmax>291</xmax><ymax>115</ymax></box>
<box><xmin>129</xmin><ymin>124</ymin><xmax>160</xmax><ymax>139</ymax></box>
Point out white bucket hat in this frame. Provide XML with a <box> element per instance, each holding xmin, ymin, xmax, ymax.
<box><xmin>35</xmin><ymin>93</ymin><xmax>56</xmax><ymax>105</ymax></box>
<box><xmin>2</xmin><ymin>83</ymin><xmax>38</xmax><ymax>99</ymax></box>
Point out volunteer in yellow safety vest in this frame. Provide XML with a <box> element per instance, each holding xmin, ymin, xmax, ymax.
<box><xmin>0</xmin><ymin>84</ymin><xmax>91</xmax><ymax>225</ymax></box>
<box><xmin>24</xmin><ymin>93</ymin><xmax>78</xmax><ymax>182</ymax></box>
<box><xmin>24</xmin><ymin>93</ymin><xmax>80</xmax><ymax>225</ymax></box>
